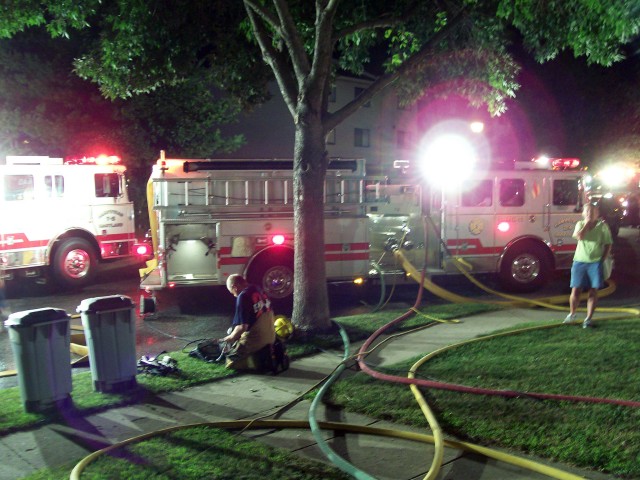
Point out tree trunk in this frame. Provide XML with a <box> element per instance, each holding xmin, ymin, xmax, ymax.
<box><xmin>291</xmin><ymin>110</ymin><xmax>332</xmax><ymax>332</ymax></box>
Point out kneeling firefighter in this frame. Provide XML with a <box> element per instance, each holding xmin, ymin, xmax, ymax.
<box><xmin>221</xmin><ymin>274</ymin><xmax>276</xmax><ymax>370</ymax></box>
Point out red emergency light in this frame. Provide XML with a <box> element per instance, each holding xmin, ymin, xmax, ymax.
<box><xmin>497</xmin><ymin>221</ymin><xmax>510</xmax><ymax>233</ymax></box>
<box><xmin>135</xmin><ymin>243</ymin><xmax>152</xmax><ymax>256</ymax></box>
<box><xmin>272</xmin><ymin>234</ymin><xmax>286</xmax><ymax>245</ymax></box>
<box><xmin>551</xmin><ymin>158</ymin><xmax>580</xmax><ymax>170</ymax></box>
<box><xmin>64</xmin><ymin>155</ymin><xmax>121</xmax><ymax>165</ymax></box>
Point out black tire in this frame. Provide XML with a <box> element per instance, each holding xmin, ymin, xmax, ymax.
<box><xmin>499</xmin><ymin>243</ymin><xmax>550</xmax><ymax>292</ymax></box>
<box><xmin>52</xmin><ymin>238</ymin><xmax>97</xmax><ymax>289</ymax></box>
<box><xmin>247</xmin><ymin>256</ymin><xmax>294</xmax><ymax>312</ymax></box>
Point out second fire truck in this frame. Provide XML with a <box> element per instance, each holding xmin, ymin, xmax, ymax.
<box><xmin>0</xmin><ymin>155</ymin><xmax>144</xmax><ymax>288</ymax></box>
<box><xmin>139</xmin><ymin>152</ymin><xmax>589</xmax><ymax>311</ymax></box>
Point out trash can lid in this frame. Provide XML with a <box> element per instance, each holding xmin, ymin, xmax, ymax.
<box><xmin>4</xmin><ymin>308</ymin><xmax>70</xmax><ymax>327</ymax></box>
<box><xmin>77</xmin><ymin>295</ymin><xmax>134</xmax><ymax>314</ymax></box>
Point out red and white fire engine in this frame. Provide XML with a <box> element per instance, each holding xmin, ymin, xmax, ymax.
<box><xmin>0</xmin><ymin>155</ymin><xmax>142</xmax><ymax>288</ymax></box>
<box><xmin>139</xmin><ymin>151</ymin><xmax>589</xmax><ymax>311</ymax></box>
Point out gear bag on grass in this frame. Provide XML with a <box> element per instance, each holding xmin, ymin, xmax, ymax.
<box><xmin>189</xmin><ymin>339</ymin><xmax>225</xmax><ymax>363</ymax></box>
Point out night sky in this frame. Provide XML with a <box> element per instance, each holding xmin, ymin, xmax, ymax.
<box><xmin>507</xmin><ymin>47</ymin><xmax>639</xmax><ymax>168</ymax></box>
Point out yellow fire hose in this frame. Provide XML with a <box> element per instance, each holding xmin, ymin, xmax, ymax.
<box><xmin>395</xmin><ymin>249</ymin><xmax>640</xmax><ymax>317</ymax></box>
<box><xmin>69</xmin><ymin>419</ymin><xmax>587</xmax><ymax>480</ymax></box>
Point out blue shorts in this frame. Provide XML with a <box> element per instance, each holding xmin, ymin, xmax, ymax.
<box><xmin>570</xmin><ymin>261</ymin><xmax>603</xmax><ymax>290</ymax></box>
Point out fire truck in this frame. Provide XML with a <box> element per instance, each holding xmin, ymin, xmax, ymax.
<box><xmin>139</xmin><ymin>152</ymin><xmax>588</xmax><ymax>311</ymax></box>
<box><xmin>0</xmin><ymin>155</ymin><xmax>141</xmax><ymax>288</ymax></box>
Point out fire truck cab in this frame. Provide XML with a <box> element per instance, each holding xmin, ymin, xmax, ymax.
<box><xmin>0</xmin><ymin>155</ymin><xmax>139</xmax><ymax>288</ymax></box>
<box><xmin>139</xmin><ymin>152</ymin><xmax>589</xmax><ymax>312</ymax></box>
<box><xmin>417</xmin><ymin>157</ymin><xmax>585</xmax><ymax>292</ymax></box>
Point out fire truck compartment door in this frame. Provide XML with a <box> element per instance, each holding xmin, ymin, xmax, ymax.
<box><xmin>164</xmin><ymin>223</ymin><xmax>218</xmax><ymax>283</ymax></box>
<box><xmin>437</xmin><ymin>179</ymin><xmax>496</xmax><ymax>272</ymax></box>
<box><xmin>92</xmin><ymin>204</ymin><xmax>135</xmax><ymax>236</ymax></box>
<box><xmin>329</xmin><ymin>217</ymin><xmax>369</xmax><ymax>278</ymax></box>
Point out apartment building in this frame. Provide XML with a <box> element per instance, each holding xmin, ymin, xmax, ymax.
<box><xmin>216</xmin><ymin>75</ymin><xmax>421</xmax><ymax>176</ymax></box>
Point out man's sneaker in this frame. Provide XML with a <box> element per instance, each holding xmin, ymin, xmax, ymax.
<box><xmin>582</xmin><ymin>318</ymin><xmax>593</xmax><ymax>329</ymax></box>
<box><xmin>563</xmin><ymin>313</ymin><xmax>576</xmax><ymax>324</ymax></box>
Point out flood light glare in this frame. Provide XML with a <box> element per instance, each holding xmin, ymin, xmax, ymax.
<box><xmin>419</xmin><ymin>134</ymin><xmax>477</xmax><ymax>188</ymax></box>
<box><xmin>599</xmin><ymin>165</ymin><xmax>634</xmax><ymax>188</ymax></box>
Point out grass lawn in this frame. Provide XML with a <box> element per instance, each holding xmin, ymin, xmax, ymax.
<box><xmin>326</xmin><ymin>318</ymin><xmax>640</xmax><ymax>478</ymax></box>
<box><xmin>24</xmin><ymin>426</ymin><xmax>354</xmax><ymax>480</ymax></box>
<box><xmin>8</xmin><ymin>304</ymin><xmax>638</xmax><ymax>479</ymax></box>
<box><xmin>4</xmin><ymin>303</ymin><xmax>497</xmax><ymax>479</ymax></box>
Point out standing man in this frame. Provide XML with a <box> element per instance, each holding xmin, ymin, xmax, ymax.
<box><xmin>564</xmin><ymin>202</ymin><xmax>613</xmax><ymax>328</ymax></box>
<box><xmin>221</xmin><ymin>274</ymin><xmax>276</xmax><ymax>369</ymax></box>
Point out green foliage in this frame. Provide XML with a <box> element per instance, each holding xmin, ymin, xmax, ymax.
<box><xmin>70</xmin><ymin>0</ymin><xmax>271</xmax><ymax>103</ymax></box>
<box><xmin>117</xmin><ymin>72</ymin><xmax>246</xmax><ymax>163</ymax></box>
<box><xmin>0</xmin><ymin>0</ymin><xmax>101</xmax><ymax>39</ymax></box>
<box><xmin>0</xmin><ymin>31</ymin><xmax>119</xmax><ymax>156</ymax></box>
<box><xmin>1</xmin><ymin>1</ymin><xmax>637</xmax><ymax>137</ymax></box>
<box><xmin>0</xmin><ymin>29</ymin><xmax>247</xmax><ymax>167</ymax></box>
<box><xmin>497</xmin><ymin>0</ymin><xmax>640</xmax><ymax>65</ymax></box>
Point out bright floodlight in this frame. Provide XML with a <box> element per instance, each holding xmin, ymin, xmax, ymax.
<box><xmin>598</xmin><ymin>165</ymin><xmax>634</xmax><ymax>188</ymax></box>
<box><xmin>419</xmin><ymin>134</ymin><xmax>477</xmax><ymax>188</ymax></box>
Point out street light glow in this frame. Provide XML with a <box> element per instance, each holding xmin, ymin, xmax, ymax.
<box><xmin>470</xmin><ymin>121</ymin><xmax>484</xmax><ymax>133</ymax></box>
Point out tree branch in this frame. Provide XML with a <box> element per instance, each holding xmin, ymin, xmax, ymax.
<box><xmin>273</xmin><ymin>0</ymin><xmax>311</xmax><ymax>81</ymax></box>
<box><xmin>243</xmin><ymin>2</ymin><xmax>298</xmax><ymax>117</ymax></box>
<box><xmin>332</xmin><ymin>1</ymin><xmax>421</xmax><ymax>42</ymax></box>
<box><xmin>306</xmin><ymin>0</ymin><xmax>340</xmax><ymax>100</ymax></box>
<box><xmin>243</xmin><ymin>0</ymin><xmax>283</xmax><ymax>36</ymax></box>
<box><xmin>324</xmin><ymin>8</ymin><xmax>465</xmax><ymax>132</ymax></box>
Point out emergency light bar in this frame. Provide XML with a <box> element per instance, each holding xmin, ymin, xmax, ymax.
<box><xmin>516</xmin><ymin>157</ymin><xmax>580</xmax><ymax>170</ymax></box>
<box><xmin>551</xmin><ymin>158</ymin><xmax>580</xmax><ymax>170</ymax></box>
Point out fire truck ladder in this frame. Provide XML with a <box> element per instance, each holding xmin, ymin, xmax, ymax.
<box><xmin>157</xmin><ymin>161</ymin><xmax>386</xmax><ymax>219</ymax></box>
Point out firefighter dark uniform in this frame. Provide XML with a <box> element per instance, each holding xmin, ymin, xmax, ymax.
<box><xmin>225</xmin><ymin>283</ymin><xmax>276</xmax><ymax>370</ymax></box>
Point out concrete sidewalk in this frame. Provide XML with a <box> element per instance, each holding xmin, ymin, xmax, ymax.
<box><xmin>0</xmin><ymin>308</ymin><xmax>617</xmax><ymax>480</ymax></box>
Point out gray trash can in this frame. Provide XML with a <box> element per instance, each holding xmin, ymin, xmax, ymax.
<box><xmin>77</xmin><ymin>295</ymin><xmax>137</xmax><ymax>393</ymax></box>
<box><xmin>4</xmin><ymin>308</ymin><xmax>72</xmax><ymax>413</ymax></box>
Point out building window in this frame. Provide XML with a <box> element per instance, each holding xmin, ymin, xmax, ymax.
<box><xmin>397</xmin><ymin>131</ymin><xmax>411</xmax><ymax>149</ymax></box>
<box><xmin>354</xmin><ymin>87</ymin><xmax>370</xmax><ymax>107</ymax></box>
<box><xmin>354</xmin><ymin>128</ymin><xmax>370</xmax><ymax>147</ymax></box>
<box><xmin>416</xmin><ymin>99</ymin><xmax>428</xmax><ymax>129</ymax></box>
<box><xmin>328</xmin><ymin>86</ymin><xmax>336</xmax><ymax>103</ymax></box>
<box><xmin>326</xmin><ymin>129</ymin><xmax>336</xmax><ymax>145</ymax></box>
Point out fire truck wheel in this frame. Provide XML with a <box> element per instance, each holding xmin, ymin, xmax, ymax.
<box><xmin>499</xmin><ymin>244</ymin><xmax>549</xmax><ymax>292</ymax></box>
<box><xmin>248</xmin><ymin>260</ymin><xmax>294</xmax><ymax>310</ymax></box>
<box><xmin>52</xmin><ymin>238</ymin><xmax>97</xmax><ymax>289</ymax></box>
